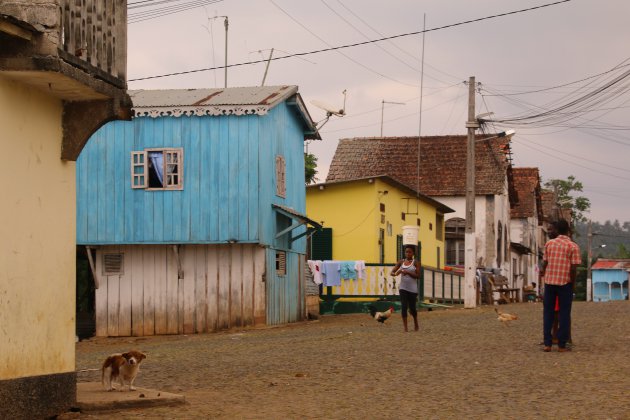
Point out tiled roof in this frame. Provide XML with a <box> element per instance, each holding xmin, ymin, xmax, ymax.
<box><xmin>511</xmin><ymin>168</ymin><xmax>541</xmax><ymax>219</ymax></box>
<box><xmin>540</xmin><ymin>189</ymin><xmax>573</xmax><ymax>223</ymax></box>
<box><xmin>592</xmin><ymin>259</ymin><xmax>630</xmax><ymax>270</ymax></box>
<box><xmin>540</xmin><ymin>190</ymin><xmax>555</xmax><ymax>222</ymax></box>
<box><xmin>326</xmin><ymin>135</ymin><xmax>511</xmax><ymax>196</ymax></box>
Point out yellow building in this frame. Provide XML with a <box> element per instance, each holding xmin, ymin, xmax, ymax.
<box><xmin>306</xmin><ymin>176</ymin><xmax>454</xmax><ymax>268</ymax></box>
<box><xmin>0</xmin><ymin>3</ymin><xmax>130</xmax><ymax>418</ymax></box>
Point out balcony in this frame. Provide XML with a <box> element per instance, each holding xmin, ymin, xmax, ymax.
<box><xmin>0</xmin><ymin>0</ymin><xmax>131</xmax><ymax>160</ymax></box>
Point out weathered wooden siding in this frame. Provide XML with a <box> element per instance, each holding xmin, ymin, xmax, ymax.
<box><xmin>95</xmin><ymin>244</ymin><xmax>266</xmax><ymax>336</ymax></box>
<box><xmin>257</xmin><ymin>104</ymin><xmax>308</xmax><ymax>251</ymax></box>
<box><xmin>265</xmin><ymin>249</ymin><xmax>306</xmax><ymax>325</ymax></box>
<box><xmin>78</xmin><ymin>113</ymin><xmax>264</xmax><ymax>244</ymax></box>
<box><xmin>77</xmin><ymin>102</ymin><xmax>308</xmax><ymax>250</ymax></box>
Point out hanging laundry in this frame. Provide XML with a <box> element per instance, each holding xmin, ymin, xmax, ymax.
<box><xmin>354</xmin><ymin>260</ymin><xmax>366</xmax><ymax>280</ymax></box>
<box><xmin>307</xmin><ymin>260</ymin><xmax>323</xmax><ymax>285</ymax></box>
<box><xmin>339</xmin><ymin>261</ymin><xmax>357</xmax><ymax>280</ymax></box>
<box><xmin>321</xmin><ymin>260</ymin><xmax>341</xmax><ymax>287</ymax></box>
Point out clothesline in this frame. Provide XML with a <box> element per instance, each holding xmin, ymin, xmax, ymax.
<box><xmin>307</xmin><ymin>260</ymin><xmax>366</xmax><ymax>287</ymax></box>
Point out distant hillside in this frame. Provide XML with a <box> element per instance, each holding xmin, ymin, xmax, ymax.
<box><xmin>574</xmin><ymin>220</ymin><xmax>630</xmax><ymax>258</ymax></box>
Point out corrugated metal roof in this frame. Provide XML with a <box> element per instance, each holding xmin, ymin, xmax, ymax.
<box><xmin>130</xmin><ymin>85</ymin><xmax>297</xmax><ymax>108</ymax></box>
<box><xmin>592</xmin><ymin>259</ymin><xmax>630</xmax><ymax>270</ymax></box>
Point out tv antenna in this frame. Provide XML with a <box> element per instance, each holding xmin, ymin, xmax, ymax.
<box><xmin>310</xmin><ymin>90</ymin><xmax>347</xmax><ymax>131</ymax></box>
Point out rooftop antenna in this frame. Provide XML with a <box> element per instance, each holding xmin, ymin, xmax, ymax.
<box><xmin>208</xmin><ymin>14</ymin><xmax>228</xmax><ymax>88</ymax></box>
<box><xmin>310</xmin><ymin>89</ymin><xmax>347</xmax><ymax>131</ymax></box>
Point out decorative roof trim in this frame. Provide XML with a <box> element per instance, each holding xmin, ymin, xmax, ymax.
<box><xmin>134</xmin><ymin>105</ymin><xmax>270</xmax><ymax>118</ymax></box>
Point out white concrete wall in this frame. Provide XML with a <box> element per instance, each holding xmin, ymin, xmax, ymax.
<box><xmin>0</xmin><ymin>77</ymin><xmax>76</xmax><ymax>379</ymax></box>
<box><xmin>438</xmin><ymin>192</ymin><xmax>512</xmax><ymax>277</ymax></box>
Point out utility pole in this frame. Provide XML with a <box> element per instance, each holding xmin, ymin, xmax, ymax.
<box><xmin>586</xmin><ymin>219</ymin><xmax>593</xmax><ymax>301</ymax></box>
<box><xmin>261</xmin><ymin>48</ymin><xmax>274</xmax><ymax>86</ymax></box>
<box><xmin>464</xmin><ymin>76</ymin><xmax>478</xmax><ymax>309</ymax></box>
<box><xmin>223</xmin><ymin>16</ymin><xmax>228</xmax><ymax>88</ymax></box>
<box><xmin>380</xmin><ymin>100</ymin><xmax>405</xmax><ymax>137</ymax></box>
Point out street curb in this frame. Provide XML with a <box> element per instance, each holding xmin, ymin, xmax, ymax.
<box><xmin>76</xmin><ymin>382</ymin><xmax>185</xmax><ymax>412</ymax></box>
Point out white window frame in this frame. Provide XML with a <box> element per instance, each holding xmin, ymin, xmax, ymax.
<box><xmin>131</xmin><ymin>148</ymin><xmax>184</xmax><ymax>190</ymax></box>
<box><xmin>131</xmin><ymin>151</ymin><xmax>147</xmax><ymax>188</ymax></box>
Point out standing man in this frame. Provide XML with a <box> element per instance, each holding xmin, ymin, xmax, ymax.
<box><xmin>540</xmin><ymin>219</ymin><xmax>581</xmax><ymax>352</ymax></box>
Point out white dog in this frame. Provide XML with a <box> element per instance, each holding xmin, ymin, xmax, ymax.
<box><xmin>101</xmin><ymin>350</ymin><xmax>146</xmax><ymax>391</ymax></box>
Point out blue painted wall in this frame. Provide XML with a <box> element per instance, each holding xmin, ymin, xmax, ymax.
<box><xmin>593</xmin><ymin>269</ymin><xmax>629</xmax><ymax>301</ymax></box>
<box><xmin>77</xmin><ymin>101</ymin><xmax>307</xmax><ymax>253</ymax></box>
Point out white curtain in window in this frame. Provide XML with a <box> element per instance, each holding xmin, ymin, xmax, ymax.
<box><xmin>149</xmin><ymin>151</ymin><xmax>164</xmax><ymax>184</ymax></box>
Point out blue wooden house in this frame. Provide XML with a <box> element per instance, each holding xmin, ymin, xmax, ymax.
<box><xmin>77</xmin><ymin>85</ymin><xmax>321</xmax><ymax>336</ymax></box>
<box><xmin>592</xmin><ymin>258</ymin><xmax>630</xmax><ymax>302</ymax></box>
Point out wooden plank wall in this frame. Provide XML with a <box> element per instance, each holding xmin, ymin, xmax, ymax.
<box><xmin>78</xmin><ymin>113</ymin><xmax>265</xmax><ymax>245</ymax></box>
<box><xmin>265</xmin><ymin>250</ymin><xmax>305</xmax><ymax>325</ymax></box>
<box><xmin>95</xmin><ymin>244</ymin><xmax>266</xmax><ymax>336</ymax></box>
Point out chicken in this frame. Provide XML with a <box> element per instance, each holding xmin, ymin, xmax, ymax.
<box><xmin>368</xmin><ymin>305</ymin><xmax>394</xmax><ymax>324</ymax></box>
<box><xmin>495</xmin><ymin>307</ymin><xmax>518</xmax><ymax>326</ymax></box>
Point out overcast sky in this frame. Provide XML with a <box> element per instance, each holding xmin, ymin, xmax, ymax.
<box><xmin>127</xmin><ymin>0</ymin><xmax>630</xmax><ymax>223</ymax></box>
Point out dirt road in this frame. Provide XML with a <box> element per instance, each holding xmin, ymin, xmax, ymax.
<box><xmin>75</xmin><ymin>301</ymin><xmax>630</xmax><ymax>419</ymax></box>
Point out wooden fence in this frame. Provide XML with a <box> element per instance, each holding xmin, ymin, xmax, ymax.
<box><xmin>321</xmin><ymin>264</ymin><xmax>463</xmax><ymax>305</ymax></box>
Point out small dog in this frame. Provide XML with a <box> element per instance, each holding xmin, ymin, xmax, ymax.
<box><xmin>101</xmin><ymin>350</ymin><xmax>146</xmax><ymax>391</ymax></box>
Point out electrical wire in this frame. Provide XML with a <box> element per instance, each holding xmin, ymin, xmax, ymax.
<box><xmin>514</xmin><ymin>138</ymin><xmax>630</xmax><ymax>181</ymax></box>
<box><xmin>129</xmin><ymin>0</ymin><xmax>572</xmax><ymax>81</ymax></box>
<box><xmin>270</xmin><ymin>0</ymin><xmax>419</xmax><ymax>88</ymax></box>
<box><xmin>513</xmin><ymin>135</ymin><xmax>630</xmax><ymax>174</ymax></box>
<box><xmin>335</xmin><ymin>0</ymin><xmax>463</xmax><ymax>84</ymax></box>
<box><xmin>128</xmin><ymin>0</ymin><xmax>224</xmax><ymax>24</ymax></box>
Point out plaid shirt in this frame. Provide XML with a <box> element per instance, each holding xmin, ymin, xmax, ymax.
<box><xmin>543</xmin><ymin>235</ymin><xmax>581</xmax><ymax>285</ymax></box>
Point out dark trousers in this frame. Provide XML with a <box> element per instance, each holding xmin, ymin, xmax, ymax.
<box><xmin>399</xmin><ymin>289</ymin><xmax>418</xmax><ymax>318</ymax></box>
<box><xmin>543</xmin><ymin>283</ymin><xmax>573</xmax><ymax>348</ymax></box>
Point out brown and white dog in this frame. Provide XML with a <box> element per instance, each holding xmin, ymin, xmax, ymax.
<box><xmin>101</xmin><ymin>350</ymin><xmax>146</xmax><ymax>391</ymax></box>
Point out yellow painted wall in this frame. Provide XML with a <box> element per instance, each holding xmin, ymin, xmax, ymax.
<box><xmin>0</xmin><ymin>76</ymin><xmax>76</xmax><ymax>379</ymax></box>
<box><xmin>306</xmin><ymin>178</ymin><xmax>446</xmax><ymax>268</ymax></box>
<box><xmin>307</xmin><ymin>180</ymin><xmax>379</xmax><ymax>261</ymax></box>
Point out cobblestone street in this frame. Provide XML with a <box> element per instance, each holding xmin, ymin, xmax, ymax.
<box><xmin>75</xmin><ymin>301</ymin><xmax>630</xmax><ymax>419</ymax></box>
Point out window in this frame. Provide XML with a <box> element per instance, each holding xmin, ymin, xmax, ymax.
<box><xmin>275</xmin><ymin>155</ymin><xmax>286</xmax><ymax>198</ymax></box>
<box><xmin>445</xmin><ymin>218</ymin><xmax>465</xmax><ymax>266</ymax></box>
<box><xmin>401</xmin><ymin>212</ymin><xmax>406</xmax><ymax>221</ymax></box>
<box><xmin>379</xmin><ymin>229</ymin><xmax>385</xmax><ymax>264</ymax></box>
<box><xmin>396</xmin><ymin>235</ymin><xmax>403</xmax><ymax>260</ymax></box>
<box><xmin>380</xmin><ymin>203</ymin><xmax>385</xmax><ymax>212</ymax></box>
<box><xmin>497</xmin><ymin>220</ymin><xmax>503</xmax><ymax>267</ymax></box>
<box><xmin>276</xmin><ymin>251</ymin><xmax>286</xmax><ymax>275</ymax></box>
<box><xmin>102</xmin><ymin>253</ymin><xmax>124</xmax><ymax>275</ymax></box>
<box><xmin>417</xmin><ymin>218</ymin><xmax>421</xmax><ymax>226</ymax></box>
<box><xmin>131</xmin><ymin>148</ymin><xmax>183</xmax><ymax>190</ymax></box>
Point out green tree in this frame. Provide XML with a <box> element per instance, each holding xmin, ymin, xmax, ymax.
<box><xmin>615</xmin><ymin>243</ymin><xmax>630</xmax><ymax>258</ymax></box>
<box><xmin>544</xmin><ymin>175</ymin><xmax>591</xmax><ymax>223</ymax></box>
<box><xmin>305</xmin><ymin>152</ymin><xmax>318</xmax><ymax>185</ymax></box>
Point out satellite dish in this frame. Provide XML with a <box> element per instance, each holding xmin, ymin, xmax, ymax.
<box><xmin>311</xmin><ymin>100</ymin><xmax>345</xmax><ymax>117</ymax></box>
<box><xmin>310</xmin><ymin>90</ymin><xmax>347</xmax><ymax>131</ymax></box>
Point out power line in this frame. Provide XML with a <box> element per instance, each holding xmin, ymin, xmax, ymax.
<box><xmin>270</xmin><ymin>0</ymin><xmax>418</xmax><ymax>88</ymax></box>
<box><xmin>128</xmin><ymin>0</ymin><xmax>224</xmax><ymax>24</ymax></box>
<box><xmin>482</xmin><ymin>61</ymin><xmax>630</xmax><ymax>97</ymax></box>
<box><xmin>514</xmin><ymin>138</ymin><xmax>630</xmax><ymax>181</ymax></box>
<box><xmin>129</xmin><ymin>0</ymin><xmax>572</xmax><ymax>82</ymax></box>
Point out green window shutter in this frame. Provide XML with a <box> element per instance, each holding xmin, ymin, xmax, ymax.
<box><xmin>311</xmin><ymin>228</ymin><xmax>332</xmax><ymax>260</ymax></box>
<box><xmin>396</xmin><ymin>235</ymin><xmax>403</xmax><ymax>260</ymax></box>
